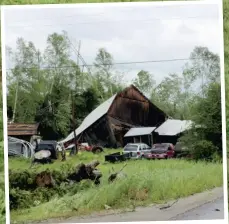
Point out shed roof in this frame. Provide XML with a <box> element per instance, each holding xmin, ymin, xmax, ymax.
<box><xmin>60</xmin><ymin>94</ymin><xmax>117</xmax><ymax>143</ymax></box>
<box><xmin>124</xmin><ymin>127</ymin><xmax>156</xmax><ymax>137</ymax></box>
<box><xmin>8</xmin><ymin>123</ymin><xmax>39</xmax><ymax>136</ymax></box>
<box><xmin>154</xmin><ymin>119</ymin><xmax>193</xmax><ymax>136</ymax></box>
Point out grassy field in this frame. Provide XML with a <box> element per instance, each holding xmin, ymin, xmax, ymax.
<box><xmin>0</xmin><ymin>142</ymin><xmax>5</xmax><ymax>224</ymax></box>
<box><xmin>9</xmin><ymin>150</ymin><xmax>223</xmax><ymax>223</ymax></box>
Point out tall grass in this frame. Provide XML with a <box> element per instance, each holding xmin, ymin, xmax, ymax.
<box><xmin>0</xmin><ymin>142</ymin><xmax>5</xmax><ymax>224</ymax></box>
<box><xmin>10</xmin><ymin>157</ymin><xmax>223</xmax><ymax>223</ymax></box>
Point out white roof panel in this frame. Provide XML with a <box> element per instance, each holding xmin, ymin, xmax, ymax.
<box><xmin>60</xmin><ymin>94</ymin><xmax>117</xmax><ymax>144</ymax></box>
<box><xmin>124</xmin><ymin>127</ymin><xmax>156</xmax><ymax>137</ymax></box>
<box><xmin>155</xmin><ymin>119</ymin><xmax>193</xmax><ymax>136</ymax></box>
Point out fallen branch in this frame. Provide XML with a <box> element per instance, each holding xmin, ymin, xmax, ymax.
<box><xmin>108</xmin><ymin>163</ymin><xmax>127</xmax><ymax>183</ymax></box>
<box><xmin>159</xmin><ymin>199</ymin><xmax>179</xmax><ymax>210</ymax></box>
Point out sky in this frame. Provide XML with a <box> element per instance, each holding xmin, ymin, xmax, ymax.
<box><xmin>3</xmin><ymin>2</ymin><xmax>221</xmax><ymax>85</ymax></box>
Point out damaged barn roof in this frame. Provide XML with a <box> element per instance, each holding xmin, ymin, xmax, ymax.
<box><xmin>124</xmin><ymin>127</ymin><xmax>156</xmax><ymax>137</ymax></box>
<box><xmin>60</xmin><ymin>94</ymin><xmax>117</xmax><ymax>143</ymax></box>
<box><xmin>154</xmin><ymin>119</ymin><xmax>193</xmax><ymax>136</ymax></box>
<box><xmin>60</xmin><ymin>84</ymin><xmax>168</xmax><ymax>145</ymax></box>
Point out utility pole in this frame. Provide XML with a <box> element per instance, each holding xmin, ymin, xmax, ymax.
<box><xmin>77</xmin><ymin>40</ymin><xmax>81</xmax><ymax>67</ymax></box>
<box><xmin>37</xmin><ymin>51</ymin><xmax>40</xmax><ymax>78</ymax></box>
<box><xmin>71</xmin><ymin>91</ymin><xmax>78</xmax><ymax>155</ymax></box>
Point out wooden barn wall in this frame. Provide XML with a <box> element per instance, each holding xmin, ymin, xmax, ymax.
<box><xmin>108</xmin><ymin>87</ymin><xmax>166</xmax><ymax>127</ymax></box>
<box><xmin>108</xmin><ymin>116</ymin><xmax>136</xmax><ymax>147</ymax></box>
<box><xmin>79</xmin><ymin>116</ymin><xmax>117</xmax><ymax>148</ymax></box>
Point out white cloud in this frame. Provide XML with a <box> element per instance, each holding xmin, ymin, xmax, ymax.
<box><xmin>3</xmin><ymin>2</ymin><xmax>221</xmax><ymax>84</ymax></box>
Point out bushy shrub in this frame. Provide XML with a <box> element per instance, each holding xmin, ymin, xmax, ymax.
<box><xmin>9</xmin><ymin>167</ymin><xmax>96</xmax><ymax>210</ymax></box>
<box><xmin>191</xmin><ymin>140</ymin><xmax>218</xmax><ymax>161</ymax></box>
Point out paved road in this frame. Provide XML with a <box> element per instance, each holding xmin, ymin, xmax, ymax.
<box><xmin>34</xmin><ymin>187</ymin><xmax>224</xmax><ymax>224</ymax></box>
<box><xmin>170</xmin><ymin>197</ymin><xmax>224</xmax><ymax>221</ymax></box>
<box><xmin>62</xmin><ymin>198</ymin><xmax>224</xmax><ymax>223</ymax></box>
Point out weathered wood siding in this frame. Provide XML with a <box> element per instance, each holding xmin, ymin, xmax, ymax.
<box><xmin>108</xmin><ymin>86</ymin><xmax>166</xmax><ymax>126</ymax></box>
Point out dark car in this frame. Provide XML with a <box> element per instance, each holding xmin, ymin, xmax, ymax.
<box><xmin>145</xmin><ymin>143</ymin><xmax>175</xmax><ymax>160</ymax></box>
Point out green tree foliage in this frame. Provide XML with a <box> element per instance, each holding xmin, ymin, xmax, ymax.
<box><xmin>6</xmin><ymin>32</ymin><xmax>124</xmax><ymax>140</ymax></box>
<box><xmin>93</xmin><ymin>48</ymin><xmax>125</xmax><ymax>101</ymax></box>
<box><xmin>133</xmin><ymin>70</ymin><xmax>155</xmax><ymax>96</ymax></box>
<box><xmin>151</xmin><ymin>73</ymin><xmax>190</xmax><ymax>119</ymax></box>
<box><xmin>179</xmin><ymin>73</ymin><xmax>221</xmax><ymax>161</ymax></box>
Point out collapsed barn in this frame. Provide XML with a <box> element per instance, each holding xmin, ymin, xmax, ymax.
<box><xmin>61</xmin><ymin>85</ymin><xmax>168</xmax><ymax>148</ymax></box>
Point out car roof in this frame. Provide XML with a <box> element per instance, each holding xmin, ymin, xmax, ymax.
<box><xmin>126</xmin><ymin>143</ymin><xmax>146</xmax><ymax>146</ymax></box>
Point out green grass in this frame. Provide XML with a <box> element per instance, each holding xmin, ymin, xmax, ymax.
<box><xmin>0</xmin><ymin>142</ymin><xmax>5</xmax><ymax>224</ymax></box>
<box><xmin>9</xmin><ymin>150</ymin><xmax>223</xmax><ymax>223</ymax></box>
<box><xmin>9</xmin><ymin>149</ymin><xmax>120</xmax><ymax>172</ymax></box>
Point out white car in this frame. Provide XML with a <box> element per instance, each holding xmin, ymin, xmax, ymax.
<box><xmin>123</xmin><ymin>143</ymin><xmax>152</xmax><ymax>159</ymax></box>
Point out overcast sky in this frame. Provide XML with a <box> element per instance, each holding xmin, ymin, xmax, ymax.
<box><xmin>3</xmin><ymin>2</ymin><xmax>221</xmax><ymax>84</ymax></box>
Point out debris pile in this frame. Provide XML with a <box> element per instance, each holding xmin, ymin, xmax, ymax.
<box><xmin>67</xmin><ymin>160</ymin><xmax>102</xmax><ymax>185</ymax></box>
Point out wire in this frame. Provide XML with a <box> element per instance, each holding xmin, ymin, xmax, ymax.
<box><xmin>5</xmin><ymin>57</ymin><xmax>206</xmax><ymax>71</ymax></box>
<box><xmin>7</xmin><ymin>15</ymin><xmax>214</xmax><ymax>28</ymax></box>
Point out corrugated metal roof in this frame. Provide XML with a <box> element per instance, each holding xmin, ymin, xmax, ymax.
<box><xmin>60</xmin><ymin>94</ymin><xmax>117</xmax><ymax>143</ymax></box>
<box><xmin>8</xmin><ymin>123</ymin><xmax>39</xmax><ymax>136</ymax></box>
<box><xmin>124</xmin><ymin>127</ymin><xmax>156</xmax><ymax>137</ymax></box>
<box><xmin>154</xmin><ymin>119</ymin><xmax>193</xmax><ymax>136</ymax></box>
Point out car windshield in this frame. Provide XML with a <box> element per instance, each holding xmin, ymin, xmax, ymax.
<box><xmin>144</xmin><ymin>145</ymin><xmax>151</xmax><ymax>149</ymax></box>
<box><xmin>124</xmin><ymin>145</ymin><xmax>138</xmax><ymax>151</ymax></box>
<box><xmin>152</xmin><ymin>144</ymin><xmax>169</xmax><ymax>150</ymax></box>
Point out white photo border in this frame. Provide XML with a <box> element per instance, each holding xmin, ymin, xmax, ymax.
<box><xmin>1</xmin><ymin>0</ymin><xmax>228</xmax><ymax>224</ymax></box>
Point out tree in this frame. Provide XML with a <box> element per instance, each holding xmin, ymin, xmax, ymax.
<box><xmin>7</xmin><ymin>38</ymin><xmax>44</xmax><ymax>123</ymax></box>
<box><xmin>150</xmin><ymin>73</ymin><xmax>192</xmax><ymax>119</ymax></box>
<box><xmin>133</xmin><ymin>70</ymin><xmax>155</xmax><ymax>96</ymax></box>
<box><xmin>183</xmin><ymin>46</ymin><xmax>220</xmax><ymax>90</ymax></box>
<box><xmin>179</xmin><ymin>82</ymin><xmax>222</xmax><ymax>161</ymax></box>
<box><xmin>93</xmin><ymin>48</ymin><xmax>124</xmax><ymax>101</ymax></box>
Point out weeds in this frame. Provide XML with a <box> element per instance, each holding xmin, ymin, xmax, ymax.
<box><xmin>9</xmin><ymin>152</ymin><xmax>223</xmax><ymax>223</ymax></box>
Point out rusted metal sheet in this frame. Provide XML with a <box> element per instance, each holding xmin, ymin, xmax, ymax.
<box><xmin>8</xmin><ymin>123</ymin><xmax>39</xmax><ymax>136</ymax></box>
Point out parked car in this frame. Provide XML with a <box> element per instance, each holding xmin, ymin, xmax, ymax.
<box><xmin>63</xmin><ymin>142</ymin><xmax>103</xmax><ymax>154</ymax></box>
<box><xmin>145</xmin><ymin>143</ymin><xmax>175</xmax><ymax>160</ymax></box>
<box><xmin>123</xmin><ymin>143</ymin><xmax>152</xmax><ymax>159</ymax></box>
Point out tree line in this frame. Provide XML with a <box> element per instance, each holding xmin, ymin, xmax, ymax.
<box><xmin>6</xmin><ymin>31</ymin><xmax>222</xmax><ymax>160</ymax></box>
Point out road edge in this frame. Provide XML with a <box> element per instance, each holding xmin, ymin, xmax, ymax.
<box><xmin>32</xmin><ymin>186</ymin><xmax>224</xmax><ymax>223</ymax></box>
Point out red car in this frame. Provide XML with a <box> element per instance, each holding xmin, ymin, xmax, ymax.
<box><xmin>145</xmin><ymin>143</ymin><xmax>175</xmax><ymax>159</ymax></box>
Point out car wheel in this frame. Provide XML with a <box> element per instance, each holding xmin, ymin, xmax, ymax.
<box><xmin>92</xmin><ymin>146</ymin><xmax>103</xmax><ymax>154</ymax></box>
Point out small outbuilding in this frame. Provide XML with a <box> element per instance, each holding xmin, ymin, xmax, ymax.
<box><xmin>7</xmin><ymin>123</ymin><xmax>41</xmax><ymax>147</ymax></box>
<box><xmin>153</xmin><ymin>119</ymin><xmax>193</xmax><ymax>145</ymax></box>
<box><xmin>123</xmin><ymin>127</ymin><xmax>156</xmax><ymax>146</ymax></box>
